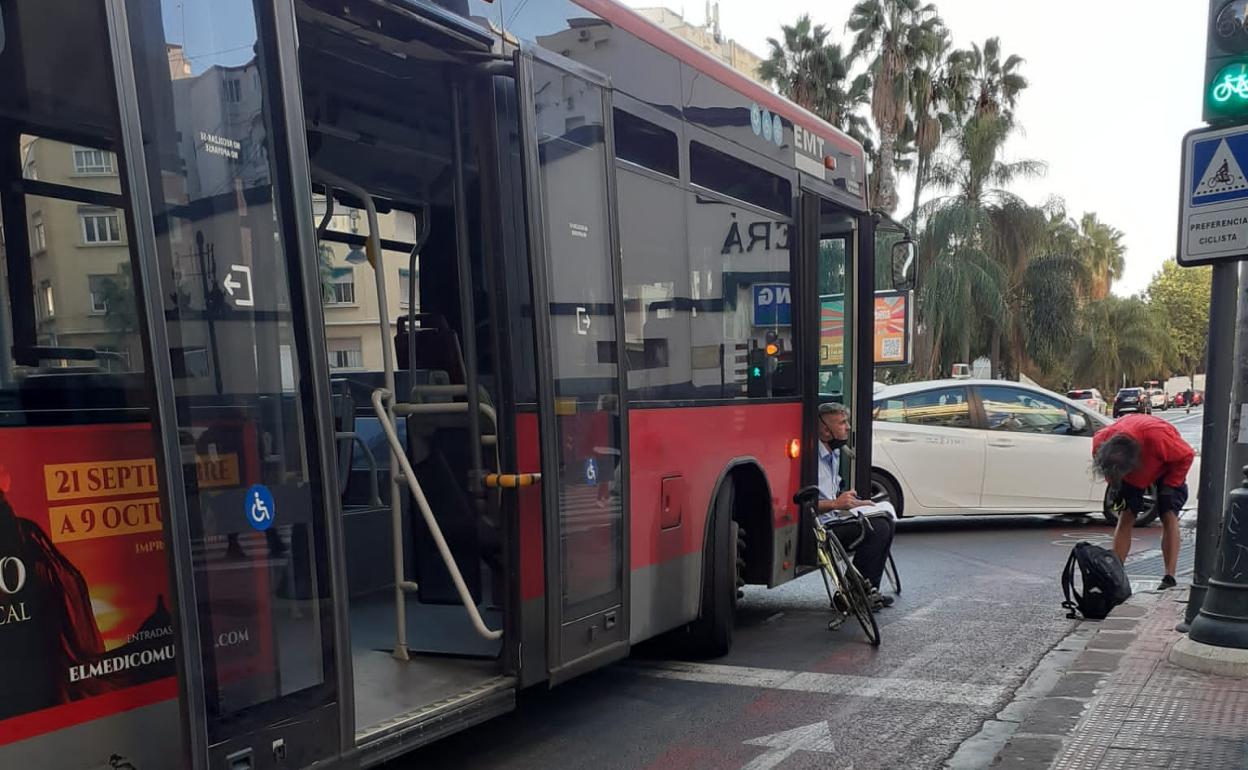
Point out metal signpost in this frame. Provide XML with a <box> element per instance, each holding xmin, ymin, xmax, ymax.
<box><xmin>1177</xmin><ymin>121</ymin><xmax>1248</xmax><ymax>650</ymax></box>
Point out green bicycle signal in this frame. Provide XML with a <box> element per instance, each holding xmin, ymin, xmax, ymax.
<box><xmin>1212</xmin><ymin>62</ymin><xmax>1248</xmax><ymax>104</ymax></box>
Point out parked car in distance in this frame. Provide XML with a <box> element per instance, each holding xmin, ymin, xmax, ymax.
<box><xmin>1146</xmin><ymin>388</ymin><xmax>1168</xmax><ymax>410</ymax></box>
<box><xmin>1066</xmin><ymin>388</ymin><xmax>1107</xmax><ymax>415</ymax></box>
<box><xmin>1194</xmin><ymin>390</ymin><xmax>1205</xmax><ymax>406</ymax></box>
<box><xmin>871</xmin><ymin>379</ymin><xmax>1199</xmax><ymax>525</ymax></box>
<box><xmin>1114</xmin><ymin>387</ymin><xmax>1152</xmax><ymax>417</ymax></box>
<box><xmin>1174</xmin><ymin>392</ymin><xmax>1187</xmax><ymax>408</ymax></box>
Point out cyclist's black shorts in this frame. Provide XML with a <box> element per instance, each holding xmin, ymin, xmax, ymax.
<box><xmin>1118</xmin><ymin>481</ymin><xmax>1188</xmax><ymax>515</ymax></box>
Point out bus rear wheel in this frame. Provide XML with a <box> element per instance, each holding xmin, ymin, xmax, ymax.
<box><xmin>688</xmin><ymin>485</ymin><xmax>739</xmax><ymax>658</ymax></box>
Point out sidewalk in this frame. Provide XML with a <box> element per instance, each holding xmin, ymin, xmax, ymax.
<box><xmin>989</xmin><ymin>589</ymin><xmax>1248</xmax><ymax>768</ymax></box>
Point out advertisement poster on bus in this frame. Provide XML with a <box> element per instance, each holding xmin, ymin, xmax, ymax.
<box><xmin>820</xmin><ymin>290</ymin><xmax>913</xmax><ymax>367</ymax></box>
<box><xmin>0</xmin><ymin>421</ymin><xmax>275</xmax><ymax>751</ymax></box>
<box><xmin>0</xmin><ymin>424</ymin><xmax>177</xmax><ymax>746</ymax></box>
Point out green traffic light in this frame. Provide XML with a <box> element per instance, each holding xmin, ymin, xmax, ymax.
<box><xmin>1212</xmin><ymin>62</ymin><xmax>1248</xmax><ymax>105</ymax></box>
<box><xmin>751</xmin><ymin>366</ymin><xmax>762</xmax><ymax>378</ymax></box>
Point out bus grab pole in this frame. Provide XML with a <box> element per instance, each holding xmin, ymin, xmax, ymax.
<box><xmin>450</xmin><ymin>80</ymin><xmax>486</xmax><ymax>497</ymax></box>
<box><xmin>313</xmin><ymin>170</ymin><xmax>411</xmax><ymax>661</ymax></box>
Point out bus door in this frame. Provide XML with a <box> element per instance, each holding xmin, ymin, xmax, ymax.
<box><xmin>796</xmin><ymin>190</ymin><xmax>860</xmax><ymax>569</ymax></box>
<box><xmin>109</xmin><ymin>0</ymin><xmax>349</xmax><ymax>768</ymax></box>
<box><xmin>515</xmin><ymin>47</ymin><xmax>630</xmax><ymax>683</ymax></box>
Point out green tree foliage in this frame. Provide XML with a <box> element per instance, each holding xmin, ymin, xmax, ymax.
<box><xmin>848</xmin><ymin>0</ymin><xmax>942</xmax><ymax>213</ymax></box>
<box><xmin>1071</xmin><ymin>296</ymin><xmax>1173</xmax><ymax>396</ymax></box>
<box><xmin>1146</xmin><ymin>261</ymin><xmax>1212</xmax><ymax>382</ymax></box>
<box><xmin>763</xmin><ymin>8</ymin><xmax>1146</xmax><ymax>386</ymax></box>
<box><xmin>759</xmin><ymin>15</ymin><xmax>871</xmax><ymax>143</ymax></box>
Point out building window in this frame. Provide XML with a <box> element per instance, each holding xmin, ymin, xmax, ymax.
<box><xmin>81</xmin><ymin>210</ymin><xmax>122</xmax><ymax>244</ymax></box>
<box><xmin>31</xmin><ymin>212</ymin><xmax>46</xmax><ymax>252</ymax></box>
<box><xmin>39</xmin><ymin>281</ymin><xmax>55</xmax><ymax>320</ymax></box>
<box><xmin>223</xmin><ymin>79</ymin><xmax>242</xmax><ymax>103</ymax></box>
<box><xmin>325</xmin><ymin>267</ymin><xmax>356</xmax><ymax>305</ymax></box>
<box><xmin>327</xmin><ymin>338</ymin><xmax>363</xmax><ymax>370</ymax></box>
<box><xmin>72</xmin><ymin>146</ymin><xmax>115</xmax><ymax>175</ymax></box>
<box><xmin>89</xmin><ymin>275</ymin><xmax>113</xmax><ymax>313</ymax></box>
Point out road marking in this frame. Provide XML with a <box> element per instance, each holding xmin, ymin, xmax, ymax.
<box><xmin>742</xmin><ymin>722</ymin><xmax>834</xmax><ymax>770</ymax></box>
<box><xmin>1166</xmin><ymin>410</ymin><xmax>1204</xmax><ymax>425</ymax></box>
<box><xmin>630</xmin><ymin>660</ymin><xmax>1008</xmax><ymax>707</ymax></box>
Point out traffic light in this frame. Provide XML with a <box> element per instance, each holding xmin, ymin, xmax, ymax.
<box><xmin>764</xmin><ymin>330</ymin><xmax>780</xmax><ymax>357</ymax></box>
<box><xmin>746</xmin><ymin>348</ymin><xmax>767</xmax><ymax>397</ymax></box>
<box><xmin>1205</xmin><ymin>1</ymin><xmax>1248</xmax><ymax>125</ymax></box>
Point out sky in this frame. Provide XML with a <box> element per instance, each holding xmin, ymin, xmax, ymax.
<box><xmin>623</xmin><ymin>0</ymin><xmax>1207</xmax><ymax>297</ymax></box>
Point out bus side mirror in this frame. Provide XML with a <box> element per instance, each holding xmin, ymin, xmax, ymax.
<box><xmin>891</xmin><ymin>238</ymin><xmax>916</xmax><ymax>293</ymax></box>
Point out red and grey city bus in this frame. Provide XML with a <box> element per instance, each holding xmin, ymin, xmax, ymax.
<box><xmin>0</xmin><ymin>0</ymin><xmax>912</xmax><ymax>767</ymax></box>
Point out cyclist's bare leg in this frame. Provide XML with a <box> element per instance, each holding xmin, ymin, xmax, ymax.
<box><xmin>1161</xmin><ymin>510</ymin><xmax>1180</xmax><ymax>578</ymax></box>
<box><xmin>1113</xmin><ymin>508</ymin><xmax>1136</xmax><ymax>563</ymax></box>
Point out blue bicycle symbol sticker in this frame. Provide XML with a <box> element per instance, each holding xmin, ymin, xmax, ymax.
<box><xmin>246</xmin><ymin>484</ymin><xmax>275</xmax><ymax>531</ymax></box>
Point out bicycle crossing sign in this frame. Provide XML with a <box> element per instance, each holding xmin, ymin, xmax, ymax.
<box><xmin>1179</xmin><ymin>125</ymin><xmax>1248</xmax><ymax>265</ymax></box>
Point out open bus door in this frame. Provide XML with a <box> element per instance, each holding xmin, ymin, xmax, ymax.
<box><xmin>515</xmin><ymin>47</ymin><xmax>631</xmax><ymax>684</ymax></box>
<box><xmin>110</xmin><ymin>0</ymin><xmax>349</xmax><ymax>767</ymax></box>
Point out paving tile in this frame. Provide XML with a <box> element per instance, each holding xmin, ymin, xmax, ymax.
<box><xmin>1039</xmin><ymin>589</ymin><xmax>1248</xmax><ymax>769</ymax></box>
<box><xmin>1087</xmin><ymin>631</ymin><xmax>1136</xmax><ymax>651</ymax></box>
<box><xmin>990</xmin><ymin>736</ymin><xmax>1064</xmax><ymax>769</ymax></box>
<box><xmin>1071</xmin><ymin>650</ymin><xmax>1125</xmax><ymax>673</ymax></box>
<box><xmin>1015</xmin><ymin>697</ymin><xmax>1087</xmax><ymax>736</ymax></box>
<box><xmin>1047</xmin><ymin>673</ymin><xmax>1105</xmax><ymax>699</ymax></box>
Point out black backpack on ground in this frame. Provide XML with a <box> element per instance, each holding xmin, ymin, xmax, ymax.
<box><xmin>1061</xmin><ymin>541</ymin><xmax>1132</xmax><ymax>620</ymax></box>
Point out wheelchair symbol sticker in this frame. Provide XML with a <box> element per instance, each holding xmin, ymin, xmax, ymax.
<box><xmin>584</xmin><ymin>458</ymin><xmax>598</xmax><ymax>485</ymax></box>
<box><xmin>246</xmin><ymin>484</ymin><xmax>275</xmax><ymax>531</ymax></box>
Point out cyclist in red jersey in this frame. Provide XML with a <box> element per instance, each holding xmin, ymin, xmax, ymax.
<box><xmin>1092</xmin><ymin>414</ymin><xmax>1195</xmax><ymax>589</ymax></box>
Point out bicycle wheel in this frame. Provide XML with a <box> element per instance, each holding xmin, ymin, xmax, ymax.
<box><xmin>843</xmin><ymin>564</ymin><xmax>881</xmax><ymax>647</ymax></box>
<box><xmin>824</xmin><ymin>538</ymin><xmax>880</xmax><ymax>646</ymax></box>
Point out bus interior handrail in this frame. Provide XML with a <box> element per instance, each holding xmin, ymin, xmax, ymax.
<box><xmin>371</xmin><ymin>387</ymin><xmax>502</xmax><ymax>641</ymax></box>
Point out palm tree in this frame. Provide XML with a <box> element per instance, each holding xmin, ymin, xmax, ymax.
<box><xmin>964</xmin><ymin>37</ymin><xmax>1028</xmax><ymax>125</ymax></box>
<box><xmin>1077</xmin><ymin>213</ymin><xmax>1126</xmax><ymax>300</ymax></box>
<box><xmin>759</xmin><ymin>15</ymin><xmax>871</xmax><ymax>142</ymax></box>
<box><xmin>1040</xmin><ymin>205</ymin><xmax>1126</xmax><ymax>301</ymax></box>
<box><xmin>1072</xmin><ymin>296</ymin><xmax>1173</xmax><ymax>396</ymax></box>
<box><xmin>916</xmin><ymin>101</ymin><xmax>1046</xmax><ymax>377</ymax></box>
<box><xmin>848</xmin><ymin>0</ymin><xmax>941</xmax><ymax>213</ymax></box>
<box><xmin>906</xmin><ymin>25</ymin><xmax>971</xmax><ymax>231</ymax></box>
<box><xmin>916</xmin><ymin>202</ymin><xmax>1006</xmax><ymax>375</ymax></box>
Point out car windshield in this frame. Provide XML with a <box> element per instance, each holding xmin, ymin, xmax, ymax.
<box><xmin>1068</xmin><ymin>390</ymin><xmax>1092</xmax><ymax>399</ymax></box>
<box><xmin>1118</xmin><ymin>389</ymin><xmax>1140</xmax><ymax>397</ymax></box>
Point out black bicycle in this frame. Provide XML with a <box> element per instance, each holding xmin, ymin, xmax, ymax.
<box><xmin>794</xmin><ymin>486</ymin><xmax>881</xmax><ymax>646</ymax></box>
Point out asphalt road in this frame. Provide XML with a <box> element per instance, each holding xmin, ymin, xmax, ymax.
<box><xmin>1153</xmin><ymin>405</ymin><xmax>1204</xmax><ymax>449</ymax></box>
<box><xmin>386</xmin><ymin>409</ymin><xmax>1200</xmax><ymax>770</ymax></box>
<box><xmin>392</xmin><ymin>511</ymin><xmax>1180</xmax><ymax>770</ymax></box>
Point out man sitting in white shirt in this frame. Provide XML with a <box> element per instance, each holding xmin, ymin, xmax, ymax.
<box><xmin>816</xmin><ymin>402</ymin><xmax>896</xmax><ymax>610</ymax></box>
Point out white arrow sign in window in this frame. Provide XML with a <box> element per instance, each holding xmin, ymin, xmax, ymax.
<box><xmin>223</xmin><ymin>264</ymin><xmax>254</xmax><ymax>308</ymax></box>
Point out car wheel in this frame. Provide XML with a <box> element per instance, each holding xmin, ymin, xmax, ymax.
<box><xmin>870</xmin><ymin>471</ymin><xmax>903</xmax><ymax>517</ymax></box>
<box><xmin>1101</xmin><ymin>485</ymin><xmax>1161</xmax><ymax>527</ymax></box>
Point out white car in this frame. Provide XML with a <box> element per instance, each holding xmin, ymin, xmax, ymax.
<box><xmin>870</xmin><ymin>379</ymin><xmax>1199</xmax><ymax>525</ymax></box>
<box><xmin>1066</xmin><ymin>388</ymin><xmax>1106</xmax><ymax>415</ymax></box>
<box><xmin>1147</xmin><ymin>388</ymin><xmax>1168</xmax><ymax>411</ymax></box>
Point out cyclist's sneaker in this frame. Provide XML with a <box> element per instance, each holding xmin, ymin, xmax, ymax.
<box><xmin>1159</xmin><ymin>575</ymin><xmax>1177</xmax><ymax>590</ymax></box>
<box><xmin>869</xmin><ymin>589</ymin><xmax>894</xmax><ymax>610</ymax></box>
